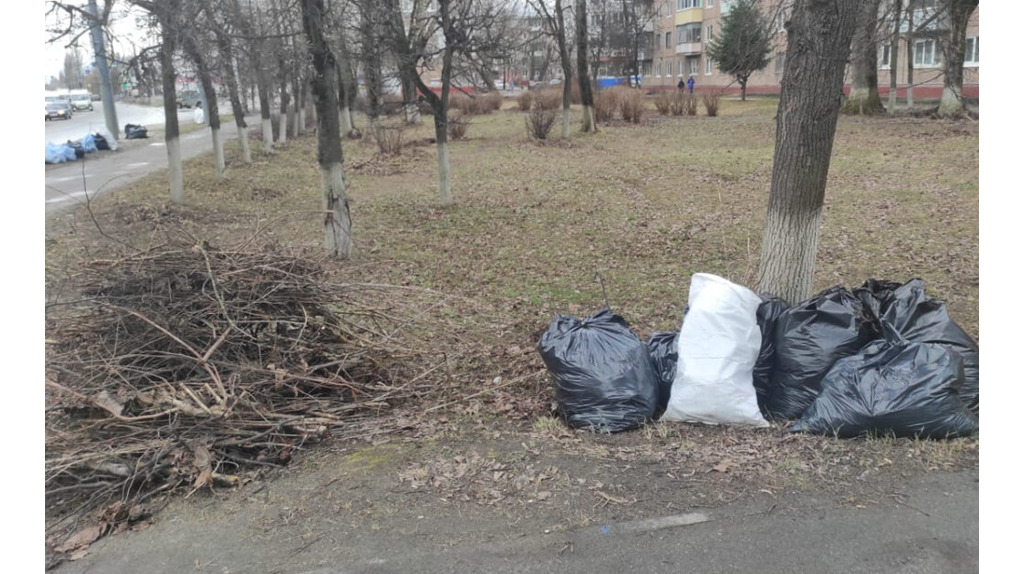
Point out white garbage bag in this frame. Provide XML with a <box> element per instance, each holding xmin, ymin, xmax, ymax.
<box><xmin>662</xmin><ymin>273</ymin><xmax>769</xmax><ymax>427</ymax></box>
<box><xmin>194</xmin><ymin>106</ymin><xmax>205</xmax><ymax>124</ymax></box>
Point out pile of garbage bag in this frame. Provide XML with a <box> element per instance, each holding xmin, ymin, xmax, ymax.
<box><xmin>45</xmin><ymin>129</ymin><xmax>118</xmax><ymax>164</ymax></box>
<box><xmin>536</xmin><ymin>274</ymin><xmax>978</xmax><ymax>439</ymax></box>
<box><xmin>125</xmin><ymin>124</ymin><xmax>148</xmax><ymax>139</ymax></box>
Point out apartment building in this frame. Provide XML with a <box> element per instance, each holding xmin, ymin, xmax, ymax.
<box><xmin>644</xmin><ymin>0</ymin><xmax>979</xmax><ymax>101</ymax></box>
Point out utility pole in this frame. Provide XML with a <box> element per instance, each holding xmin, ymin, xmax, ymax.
<box><xmin>87</xmin><ymin>0</ymin><xmax>120</xmax><ymax>140</ymax></box>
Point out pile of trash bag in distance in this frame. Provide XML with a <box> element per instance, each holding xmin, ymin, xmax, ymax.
<box><xmin>45</xmin><ymin>128</ymin><xmax>117</xmax><ymax>164</ymax></box>
<box><xmin>537</xmin><ymin>274</ymin><xmax>978</xmax><ymax>439</ymax></box>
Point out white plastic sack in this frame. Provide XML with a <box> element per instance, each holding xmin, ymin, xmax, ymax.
<box><xmin>194</xmin><ymin>106</ymin><xmax>205</xmax><ymax>124</ymax></box>
<box><xmin>663</xmin><ymin>273</ymin><xmax>769</xmax><ymax>427</ymax></box>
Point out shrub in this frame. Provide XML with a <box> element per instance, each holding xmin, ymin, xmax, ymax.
<box><xmin>654</xmin><ymin>91</ymin><xmax>673</xmax><ymax>115</ymax></box>
<box><xmin>684</xmin><ymin>93</ymin><xmax>698</xmax><ymax>116</ymax></box>
<box><xmin>517</xmin><ymin>92</ymin><xmax>533</xmax><ymax>111</ymax></box>
<box><xmin>702</xmin><ymin>93</ymin><xmax>720</xmax><ymax>117</ymax></box>
<box><xmin>594</xmin><ymin>89</ymin><xmax>620</xmax><ymax>122</ymax></box>
<box><xmin>372</xmin><ymin>120</ymin><xmax>405</xmax><ymax>155</ymax></box>
<box><xmin>570</xmin><ymin>80</ymin><xmax>582</xmax><ymax>105</ymax></box>
<box><xmin>669</xmin><ymin>92</ymin><xmax>684</xmax><ymax>116</ymax></box>
<box><xmin>619</xmin><ymin>90</ymin><xmax>645</xmax><ymax>124</ymax></box>
<box><xmin>534</xmin><ymin>89</ymin><xmax>561</xmax><ymax>111</ymax></box>
<box><xmin>483</xmin><ymin>91</ymin><xmax>503</xmax><ymax>112</ymax></box>
<box><xmin>448</xmin><ymin>112</ymin><xmax>469</xmax><ymax>140</ymax></box>
<box><xmin>525</xmin><ymin>108</ymin><xmax>556</xmax><ymax>140</ymax></box>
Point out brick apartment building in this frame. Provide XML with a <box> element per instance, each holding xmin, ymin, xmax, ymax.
<box><xmin>642</xmin><ymin>0</ymin><xmax>979</xmax><ymax>101</ymax></box>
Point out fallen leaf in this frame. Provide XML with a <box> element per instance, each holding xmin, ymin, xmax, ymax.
<box><xmin>69</xmin><ymin>549</ymin><xmax>90</xmax><ymax>561</ymax></box>
<box><xmin>58</xmin><ymin>524</ymin><xmax>105</xmax><ymax>553</ymax></box>
<box><xmin>713</xmin><ymin>461</ymin><xmax>733</xmax><ymax>473</ymax></box>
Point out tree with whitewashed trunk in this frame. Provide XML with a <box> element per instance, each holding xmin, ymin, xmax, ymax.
<box><xmin>300</xmin><ymin>0</ymin><xmax>353</xmax><ymax>258</ymax></box>
<box><xmin>842</xmin><ymin>0</ymin><xmax>884</xmax><ymax>115</ymax></box>
<box><xmin>389</xmin><ymin>0</ymin><xmax>515</xmax><ymax>206</ymax></box>
<box><xmin>887</xmin><ymin>0</ymin><xmax>902</xmax><ymax>116</ymax></box>
<box><xmin>129</xmin><ymin>0</ymin><xmax>185</xmax><ymax>203</ymax></box>
<box><xmin>181</xmin><ymin>28</ymin><xmax>226</xmax><ymax>179</ymax></box>
<box><xmin>229</xmin><ymin>0</ymin><xmax>276</xmax><ymax>153</ymax></box>
<box><xmin>757</xmin><ymin>0</ymin><xmax>859</xmax><ymax>305</ymax></box>
<box><xmin>575</xmin><ymin>0</ymin><xmax>596</xmax><ymax>132</ymax></box>
<box><xmin>334</xmin><ymin>25</ymin><xmax>359</xmax><ymax>137</ymax></box>
<box><xmin>201</xmin><ymin>0</ymin><xmax>251</xmax><ymax>164</ymax></box>
<box><xmin>937</xmin><ymin>0</ymin><xmax>978</xmax><ymax>117</ymax></box>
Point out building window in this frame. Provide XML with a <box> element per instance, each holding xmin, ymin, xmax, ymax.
<box><xmin>879</xmin><ymin>43</ymin><xmax>892</xmax><ymax>69</ymax></box>
<box><xmin>965</xmin><ymin>36</ymin><xmax>979</xmax><ymax>65</ymax></box>
<box><xmin>676</xmin><ymin>23</ymin><xmax>701</xmax><ymax>44</ymax></box>
<box><xmin>677</xmin><ymin>0</ymin><xmax>702</xmax><ymax>10</ymax></box>
<box><xmin>706</xmin><ymin>25</ymin><xmax>713</xmax><ymax>41</ymax></box>
<box><xmin>774</xmin><ymin>53</ymin><xmax>785</xmax><ymax>74</ymax></box>
<box><xmin>642</xmin><ymin>61</ymin><xmax>652</xmax><ymax>76</ymax></box>
<box><xmin>913</xmin><ymin>38</ymin><xmax>940</xmax><ymax>67</ymax></box>
<box><xmin>705</xmin><ymin>57</ymin><xmax>713</xmax><ymax>75</ymax></box>
<box><xmin>656</xmin><ymin>61</ymin><xmax>662</xmax><ymax>77</ymax></box>
<box><xmin>688</xmin><ymin>56</ymin><xmax>700</xmax><ymax>75</ymax></box>
<box><xmin>666</xmin><ymin>32</ymin><xmax>672</xmax><ymax>48</ymax></box>
<box><xmin>707</xmin><ymin>0</ymin><xmax>714</xmax><ymax>7</ymax></box>
<box><xmin>679</xmin><ymin>60</ymin><xmax>685</xmax><ymax>76</ymax></box>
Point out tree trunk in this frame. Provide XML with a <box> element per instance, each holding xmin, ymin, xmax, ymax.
<box><xmin>576</xmin><ymin>0</ymin><xmax>596</xmax><ymax>132</ymax></box>
<box><xmin>203</xmin><ymin>5</ymin><xmax>251</xmax><ymax>163</ymax></box>
<box><xmin>253</xmin><ymin>40</ymin><xmax>274</xmax><ymax>152</ymax></box>
<box><xmin>182</xmin><ymin>32</ymin><xmax>225</xmax><ymax>179</ymax></box>
<box><xmin>87</xmin><ymin>0</ymin><xmax>119</xmax><ymax>141</ymax></box>
<box><xmin>740</xmin><ymin>77</ymin><xmax>747</xmax><ymax>101</ymax></box>
<box><xmin>278</xmin><ymin>73</ymin><xmax>289</xmax><ymax>144</ymax></box>
<box><xmin>337</xmin><ymin>60</ymin><xmax>355</xmax><ymax>135</ymax></box>
<box><xmin>291</xmin><ymin>70</ymin><xmax>301</xmax><ymax>138</ymax></box>
<box><xmin>842</xmin><ymin>0</ymin><xmax>884</xmax><ymax>114</ymax></box>
<box><xmin>300</xmin><ymin>0</ymin><xmax>352</xmax><ymax>258</ymax></box>
<box><xmin>434</xmin><ymin>113</ymin><xmax>452</xmax><ymax>206</ymax></box>
<box><xmin>336</xmin><ymin>31</ymin><xmax>359</xmax><ymax>134</ymax></box>
<box><xmin>386</xmin><ymin>0</ymin><xmax>423</xmax><ymax>125</ymax></box>
<box><xmin>158</xmin><ymin>3</ymin><xmax>184</xmax><ymax>204</ymax></box>
<box><xmin>555</xmin><ymin>0</ymin><xmax>571</xmax><ymax>139</ymax></box>
<box><xmin>889</xmin><ymin>0</ymin><xmax>901</xmax><ymax>115</ymax></box>
<box><xmin>906</xmin><ymin>4</ymin><xmax>914</xmax><ymax>108</ymax></box>
<box><xmin>757</xmin><ymin>0</ymin><xmax>859</xmax><ymax>304</ymax></box>
<box><xmin>937</xmin><ymin>0</ymin><xmax>978</xmax><ymax>116</ymax></box>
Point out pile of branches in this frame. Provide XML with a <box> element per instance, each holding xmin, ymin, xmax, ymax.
<box><xmin>45</xmin><ymin>242</ymin><xmax>420</xmax><ymax>540</ymax></box>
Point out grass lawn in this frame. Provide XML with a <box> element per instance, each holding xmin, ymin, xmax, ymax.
<box><xmin>44</xmin><ymin>96</ymin><xmax>979</xmax><ymax>519</ymax></box>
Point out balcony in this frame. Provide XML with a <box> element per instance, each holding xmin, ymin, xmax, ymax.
<box><xmin>675</xmin><ymin>8</ymin><xmax>703</xmax><ymax>25</ymax></box>
<box><xmin>676</xmin><ymin>41</ymin><xmax>701</xmax><ymax>55</ymax></box>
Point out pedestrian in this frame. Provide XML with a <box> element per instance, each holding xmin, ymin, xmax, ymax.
<box><xmin>687</xmin><ymin>76</ymin><xmax>695</xmax><ymax>94</ymax></box>
<box><xmin>677</xmin><ymin>78</ymin><xmax>685</xmax><ymax>92</ymax></box>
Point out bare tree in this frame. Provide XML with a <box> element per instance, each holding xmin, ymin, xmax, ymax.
<box><xmin>228</xmin><ymin>0</ymin><xmax>275</xmax><ymax>153</ymax></box>
<box><xmin>575</xmin><ymin>0</ymin><xmax>596</xmax><ymax>132</ymax></box>
<box><xmin>842</xmin><ymin>0</ymin><xmax>884</xmax><ymax>114</ymax></box>
<box><xmin>887</xmin><ymin>0</ymin><xmax>902</xmax><ymax>116</ymax></box>
<box><xmin>528</xmin><ymin>0</ymin><xmax>574</xmax><ymax>139</ymax></box>
<box><xmin>200</xmin><ymin>0</ymin><xmax>251</xmax><ymax>164</ymax></box>
<box><xmin>937</xmin><ymin>0</ymin><xmax>978</xmax><ymax>117</ymax></box>
<box><xmin>757</xmin><ymin>0</ymin><xmax>859</xmax><ymax>304</ymax></box>
<box><xmin>300</xmin><ymin>0</ymin><xmax>353</xmax><ymax>257</ymax></box>
<box><xmin>180</xmin><ymin>15</ymin><xmax>226</xmax><ymax>179</ymax></box>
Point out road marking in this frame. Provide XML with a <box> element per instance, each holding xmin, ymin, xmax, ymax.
<box><xmin>126</xmin><ymin>162</ymin><xmax>151</xmax><ymax>167</ymax></box>
<box><xmin>46</xmin><ymin>190</ymin><xmax>93</xmax><ymax>204</ymax></box>
<box><xmin>149</xmin><ymin>142</ymin><xmax>165</xmax><ymax>147</ymax></box>
<box><xmin>47</xmin><ymin>176</ymin><xmax>80</xmax><ymax>183</ymax></box>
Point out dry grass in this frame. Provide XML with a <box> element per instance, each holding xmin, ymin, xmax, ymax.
<box><xmin>46</xmin><ymin>99</ymin><xmax>980</xmax><ymax>536</ymax></box>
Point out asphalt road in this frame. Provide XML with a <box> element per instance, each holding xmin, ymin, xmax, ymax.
<box><xmin>54</xmin><ymin>470</ymin><xmax>978</xmax><ymax>574</ymax></box>
<box><xmin>45</xmin><ymin>103</ymin><xmax>254</xmax><ymax>217</ymax></box>
<box><xmin>43</xmin><ymin>101</ymin><xmax>199</xmax><ymax>145</ymax></box>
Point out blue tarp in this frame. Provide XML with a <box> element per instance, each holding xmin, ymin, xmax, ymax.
<box><xmin>62</xmin><ymin>145</ymin><xmax>78</xmax><ymax>161</ymax></box>
<box><xmin>597</xmin><ymin>77</ymin><xmax>628</xmax><ymax>90</ymax></box>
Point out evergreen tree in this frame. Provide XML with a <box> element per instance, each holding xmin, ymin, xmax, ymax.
<box><xmin>707</xmin><ymin>0</ymin><xmax>771</xmax><ymax>101</ymax></box>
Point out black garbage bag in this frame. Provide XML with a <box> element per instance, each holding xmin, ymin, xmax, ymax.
<box><xmin>125</xmin><ymin>124</ymin><xmax>149</xmax><ymax>139</ymax></box>
<box><xmin>854</xmin><ymin>278</ymin><xmax>979</xmax><ymax>414</ymax></box>
<box><xmin>67</xmin><ymin>140</ymin><xmax>85</xmax><ymax>159</ymax></box>
<box><xmin>753</xmin><ymin>295</ymin><xmax>789</xmax><ymax>414</ymax></box>
<box><xmin>93</xmin><ymin>133</ymin><xmax>110</xmax><ymax>151</ymax></box>
<box><xmin>766</xmin><ymin>286</ymin><xmax>879</xmax><ymax>420</ymax></box>
<box><xmin>538</xmin><ymin>308</ymin><xmax>659</xmax><ymax>432</ymax></box>
<box><xmin>790</xmin><ymin>325</ymin><xmax>978</xmax><ymax>439</ymax></box>
<box><xmin>646</xmin><ymin>331</ymin><xmax>678</xmax><ymax>417</ymax></box>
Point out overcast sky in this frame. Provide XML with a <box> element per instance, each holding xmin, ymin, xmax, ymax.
<box><xmin>44</xmin><ymin>1</ymin><xmax>153</xmax><ymax>83</ymax></box>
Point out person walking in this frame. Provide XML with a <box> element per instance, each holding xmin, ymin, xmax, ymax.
<box><xmin>677</xmin><ymin>78</ymin><xmax>685</xmax><ymax>92</ymax></box>
<box><xmin>687</xmin><ymin>76</ymin><xmax>695</xmax><ymax>94</ymax></box>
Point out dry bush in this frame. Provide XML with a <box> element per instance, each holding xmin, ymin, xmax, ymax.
<box><xmin>517</xmin><ymin>92</ymin><xmax>533</xmax><ymax>111</ymax></box>
<box><xmin>449</xmin><ymin>94</ymin><xmax>470</xmax><ymax>114</ymax></box>
<box><xmin>669</xmin><ymin>92</ymin><xmax>685</xmax><ymax>116</ymax></box>
<box><xmin>594</xmin><ymin>89</ymin><xmax>620</xmax><ymax>122</ymax></box>
<box><xmin>570</xmin><ymin>80</ymin><xmax>581</xmax><ymax>105</ymax></box>
<box><xmin>619</xmin><ymin>89</ymin><xmax>645</xmax><ymax>124</ymax></box>
<box><xmin>702</xmin><ymin>93</ymin><xmax>720</xmax><ymax>117</ymax></box>
<box><xmin>534</xmin><ymin>89</ymin><xmax>561</xmax><ymax>111</ymax></box>
<box><xmin>684</xmin><ymin>93</ymin><xmax>698</xmax><ymax>116</ymax></box>
<box><xmin>654</xmin><ymin>91</ymin><xmax>673</xmax><ymax>115</ymax></box>
<box><xmin>373</xmin><ymin>120</ymin><xmax>406</xmax><ymax>155</ymax></box>
<box><xmin>483</xmin><ymin>91</ymin><xmax>503</xmax><ymax>112</ymax></box>
<box><xmin>448</xmin><ymin>112</ymin><xmax>469</xmax><ymax>140</ymax></box>
<box><xmin>525</xmin><ymin>108</ymin><xmax>556</xmax><ymax>140</ymax></box>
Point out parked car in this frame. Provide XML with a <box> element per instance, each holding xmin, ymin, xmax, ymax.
<box><xmin>178</xmin><ymin>90</ymin><xmax>202</xmax><ymax>109</ymax></box>
<box><xmin>46</xmin><ymin>103</ymin><xmax>73</xmax><ymax>121</ymax></box>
